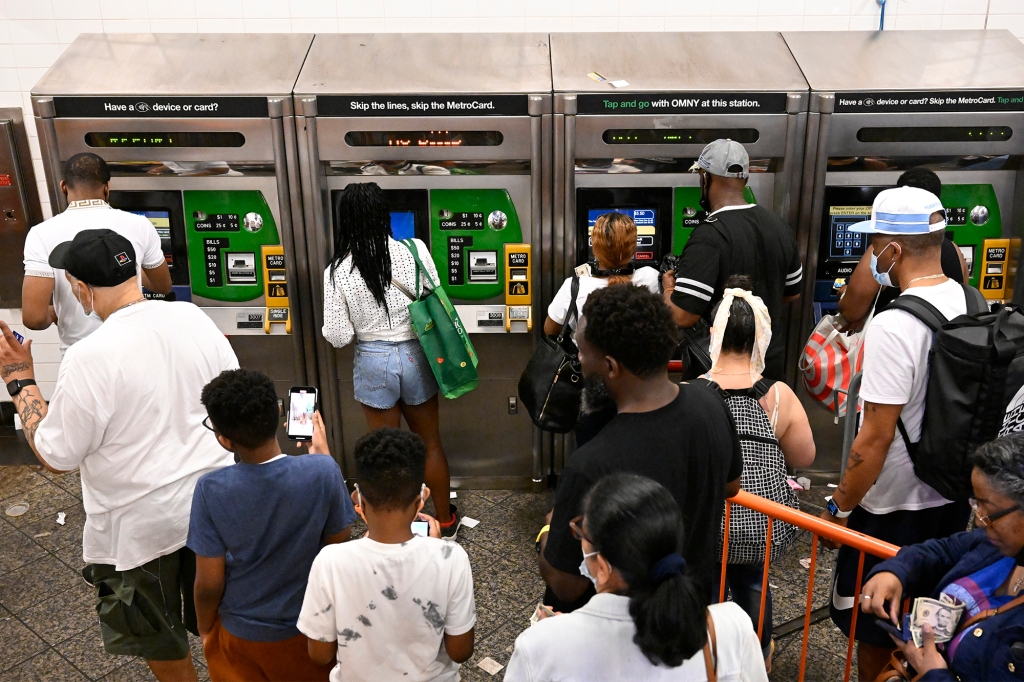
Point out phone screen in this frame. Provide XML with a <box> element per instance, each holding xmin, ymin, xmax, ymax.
<box><xmin>411</xmin><ymin>521</ymin><xmax>430</xmax><ymax>538</ymax></box>
<box><xmin>288</xmin><ymin>388</ymin><xmax>317</xmax><ymax>440</ymax></box>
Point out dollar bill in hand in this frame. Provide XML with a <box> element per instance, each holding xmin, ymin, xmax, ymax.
<box><xmin>910</xmin><ymin>597</ymin><xmax>964</xmax><ymax>648</ymax></box>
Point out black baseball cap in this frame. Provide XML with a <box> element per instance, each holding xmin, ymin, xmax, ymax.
<box><xmin>48</xmin><ymin>229</ymin><xmax>137</xmax><ymax>287</ymax></box>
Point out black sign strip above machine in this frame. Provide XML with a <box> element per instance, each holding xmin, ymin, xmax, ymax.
<box><xmin>834</xmin><ymin>91</ymin><xmax>1024</xmax><ymax>114</ymax></box>
<box><xmin>52</xmin><ymin>97</ymin><xmax>270</xmax><ymax>118</ymax></box>
<box><xmin>317</xmin><ymin>95</ymin><xmax>530</xmax><ymax>117</ymax></box>
<box><xmin>576</xmin><ymin>92</ymin><xmax>789</xmax><ymax>115</ymax></box>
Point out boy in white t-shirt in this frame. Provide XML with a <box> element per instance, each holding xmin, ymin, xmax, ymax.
<box><xmin>22</xmin><ymin>152</ymin><xmax>170</xmax><ymax>351</ymax></box>
<box><xmin>821</xmin><ymin>187</ymin><xmax>974</xmax><ymax>680</ymax></box>
<box><xmin>298</xmin><ymin>428</ymin><xmax>475</xmax><ymax>682</ymax></box>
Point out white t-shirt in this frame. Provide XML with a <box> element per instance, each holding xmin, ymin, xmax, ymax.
<box><xmin>22</xmin><ymin>200</ymin><xmax>165</xmax><ymax>351</ymax></box>
<box><xmin>297</xmin><ymin>535</ymin><xmax>476</xmax><ymax>682</ymax></box>
<box><xmin>506</xmin><ymin>596</ymin><xmax>767</xmax><ymax>682</ymax></box>
<box><xmin>34</xmin><ymin>300</ymin><xmax>238</xmax><ymax>570</ymax></box>
<box><xmin>858</xmin><ymin>279</ymin><xmax>967</xmax><ymax>514</ymax></box>
<box><xmin>547</xmin><ymin>266</ymin><xmax>661</xmax><ymax>337</ymax></box>
<box><xmin>322</xmin><ymin>238</ymin><xmax>441</xmax><ymax>347</ymax></box>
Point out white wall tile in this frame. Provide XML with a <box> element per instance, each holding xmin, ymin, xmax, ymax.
<box><xmin>573</xmin><ymin>0</ymin><xmax>617</xmax><ymax>16</ymax></box>
<box><xmin>524</xmin><ymin>0</ymin><xmax>571</xmax><ymax>16</ymax></box>
<box><xmin>622</xmin><ymin>0</ymin><xmax>666</xmax><ymax>17</ymax></box>
<box><xmin>290</xmin><ymin>16</ymin><xmax>339</xmax><ymax>30</ymax></box>
<box><xmin>337</xmin><ymin>0</ymin><xmax>384</xmax><ymax>16</ymax></box>
<box><xmin>337</xmin><ymin>16</ymin><xmax>387</xmax><ymax>29</ymax></box>
<box><xmin>100</xmin><ymin>0</ymin><xmax>149</xmax><ymax>19</ymax></box>
<box><xmin>31</xmin><ymin>344</ymin><xmax>64</xmax><ymax>364</ymax></box>
<box><xmin>55</xmin><ymin>19</ymin><xmax>105</xmax><ymax>42</ymax></box>
<box><xmin>195</xmin><ymin>0</ymin><xmax>243</xmax><ymax>18</ymax></box>
<box><xmin>291</xmin><ymin>0</ymin><xmax>337</xmax><ymax>16</ymax></box>
<box><xmin>477</xmin><ymin>0</ymin><xmax>524</xmax><ymax>17</ymax></box>
<box><xmin>429</xmin><ymin>16</ymin><xmax>479</xmax><ymax>29</ymax></box>
<box><xmin>894</xmin><ymin>12</ymin><xmax>943</xmax><ymax>28</ymax></box>
<box><xmin>33</xmin><ymin>363</ymin><xmax>60</xmax><ymax>383</ymax></box>
<box><xmin>479</xmin><ymin>15</ymin><xmax>526</xmax><ymax>30</ymax></box>
<box><xmin>243</xmin><ymin>0</ymin><xmax>290</xmax><ymax>17</ymax></box>
<box><xmin>664</xmin><ymin>15</ymin><xmax>711</xmax><ymax>29</ymax></box>
<box><xmin>709</xmin><ymin>15</ymin><xmax>759</xmax><ymax>29</ymax></box>
<box><xmin>149</xmin><ymin>17</ymin><xmax>200</xmax><ymax>30</ymax></box>
<box><xmin>940</xmin><ymin>12</ymin><xmax>986</xmax><ymax>27</ymax></box>
<box><xmin>51</xmin><ymin>0</ymin><xmax>102</xmax><ymax>18</ymax></box>
<box><xmin>196</xmin><ymin>17</ymin><xmax>245</xmax><ymax>30</ymax></box>
<box><xmin>385</xmin><ymin>16</ymin><xmax>434</xmax><ymax>29</ymax></box>
<box><xmin>147</xmin><ymin>0</ymin><xmax>197</xmax><ymax>19</ymax></box>
<box><xmin>943</xmin><ymin>0</ymin><xmax>988</xmax><ymax>13</ymax></box>
<box><xmin>988</xmin><ymin>13</ymin><xmax>1024</xmax><ymax>35</ymax></box>
<box><xmin>803</xmin><ymin>14</ymin><xmax>851</xmax><ymax>29</ymax></box>
<box><xmin>759</xmin><ymin>0</ymin><xmax>805</xmax><ymax>15</ymax></box>
<box><xmin>523</xmin><ymin>14</ymin><xmax>571</xmax><ymax>30</ymax></box>
<box><xmin>806</xmin><ymin>0</ymin><xmax>852</xmax><ymax>15</ymax></box>
<box><xmin>431</xmin><ymin>0</ymin><xmax>478</xmax><ymax>17</ymax></box>
<box><xmin>571</xmin><ymin>15</ymin><xmax>618</xmax><ymax>30</ymax></box>
<box><xmin>618</xmin><ymin>15</ymin><xmax>665</xmax><ymax>30</ymax></box>
<box><xmin>850</xmin><ymin>0</ymin><xmax>881</xmax><ymax>15</ymax></box>
<box><xmin>9</xmin><ymin>20</ymin><xmax>60</xmax><ymax>44</ymax></box>
<box><xmin>385</xmin><ymin>0</ymin><xmax>431</xmax><ymax>16</ymax></box>
<box><xmin>14</xmin><ymin>45</ymin><xmax>61</xmax><ymax>68</ymax></box>
<box><xmin>665</xmin><ymin>0</ymin><xmax>712</xmax><ymax>16</ymax></box>
<box><xmin>756</xmin><ymin>14</ymin><xmax>804</xmax><ymax>29</ymax></box>
<box><xmin>849</xmin><ymin>12</ymin><xmax>895</xmax><ymax>28</ymax></box>
<box><xmin>6</xmin><ymin>0</ymin><xmax>54</xmax><ymax>19</ymax></box>
<box><xmin>0</xmin><ymin>69</ymin><xmax>19</xmax><ymax>91</ymax></box>
<box><xmin>989</xmin><ymin>0</ymin><xmax>1024</xmax><ymax>13</ymax></box>
<box><xmin>898</xmin><ymin>0</ymin><xmax>944</xmax><ymax>14</ymax></box>
<box><xmin>102</xmin><ymin>18</ymin><xmax>152</xmax><ymax>31</ymax></box>
<box><xmin>244</xmin><ymin>17</ymin><xmax>290</xmax><ymax>30</ymax></box>
<box><xmin>0</xmin><ymin>309</ymin><xmax>23</xmax><ymax>324</ymax></box>
<box><xmin>711</xmin><ymin>0</ymin><xmax>759</xmax><ymax>16</ymax></box>
<box><xmin>0</xmin><ymin>45</ymin><xmax>14</xmax><ymax>64</ymax></box>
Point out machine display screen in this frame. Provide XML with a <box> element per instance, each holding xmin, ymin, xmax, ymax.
<box><xmin>85</xmin><ymin>132</ymin><xmax>245</xmax><ymax>147</ymax></box>
<box><xmin>130</xmin><ymin>209</ymin><xmax>171</xmax><ymax>240</ymax></box>
<box><xmin>587</xmin><ymin>209</ymin><xmax>657</xmax><ymax>261</ymax></box>
<box><xmin>856</xmin><ymin>126</ymin><xmax>1012</xmax><ymax>143</ymax></box>
<box><xmin>603</xmin><ymin>128</ymin><xmax>759</xmax><ymax>145</ymax></box>
<box><xmin>826</xmin><ymin>206</ymin><xmax>871</xmax><ymax>260</ymax></box>
<box><xmin>390</xmin><ymin>211</ymin><xmax>416</xmax><ymax>240</ymax></box>
<box><xmin>344</xmin><ymin>131</ymin><xmax>503</xmax><ymax>147</ymax></box>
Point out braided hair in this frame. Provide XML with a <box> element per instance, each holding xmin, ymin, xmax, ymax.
<box><xmin>330</xmin><ymin>182</ymin><xmax>393</xmax><ymax>310</ymax></box>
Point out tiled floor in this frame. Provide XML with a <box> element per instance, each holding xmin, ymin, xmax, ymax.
<box><xmin>0</xmin><ymin>465</ymin><xmax>852</xmax><ymax>681</ymax></box>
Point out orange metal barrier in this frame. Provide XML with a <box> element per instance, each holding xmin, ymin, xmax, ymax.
<box><xmin>721</xmin><ymin>490</ymin><xmax>900</xmax><ymax>682</ymax></box>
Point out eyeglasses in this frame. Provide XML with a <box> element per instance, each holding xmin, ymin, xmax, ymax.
<box><xmin>569</xmin><ymin>516</ymin><xmax>592</xmax><ymax>544</ymax></box>
<box><xmin>970</xmin><ymin>497</ymin><xmax>1021</xmax><ymax>528</ymax></box>
<box><xmin>202</xmin><ymin>416</ymin><xmax>217</xmax><ymax>433</ymax></box>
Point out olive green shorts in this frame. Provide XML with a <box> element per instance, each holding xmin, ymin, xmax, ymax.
<box><xmin>82</xmin><ymin>547</ymin><xmax>198</xmax><ymax>661</ymax></box>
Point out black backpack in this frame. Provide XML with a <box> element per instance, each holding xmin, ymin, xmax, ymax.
<box><xmin>887</xmin><ymin>285</ymin><xmax>1024</xmax><ymax>500</ymax></box>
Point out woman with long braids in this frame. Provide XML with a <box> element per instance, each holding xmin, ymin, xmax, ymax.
<box><xmin>506</xmin><ymin>473</ymin><xmax>767</xmax><ymax>681</ymax></box>
<box><xmin>322</xmin><ymin>182</ymin><xmax>458</xmax><ymax>536</ymax></box>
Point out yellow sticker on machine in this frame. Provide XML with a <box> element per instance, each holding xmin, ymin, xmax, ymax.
<box><xmin>830</xmin><ymin>206</ymin><xmax>873</xmax><ymax>216</ymax></box>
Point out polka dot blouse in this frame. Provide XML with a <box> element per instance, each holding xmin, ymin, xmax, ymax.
<box><xmin>322</xmin><ymin>238</ymin><xmax>441</xmax><ymax>348</ymax></box>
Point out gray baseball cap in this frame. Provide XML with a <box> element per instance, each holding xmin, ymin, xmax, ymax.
<box><xmin>691</xmin><ymin>139</ymin><xmax>749</xmax><ymax>179</ymax></box>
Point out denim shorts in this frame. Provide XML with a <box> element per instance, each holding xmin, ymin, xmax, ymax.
<box><xmin>353</xmin><ymin>339</ymin><xmax>438</xmax><ymax>409</ymax></box>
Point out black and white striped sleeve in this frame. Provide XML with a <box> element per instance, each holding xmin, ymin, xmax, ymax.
<box><xmin>669</xmin><ymin>227</ymin><xmax>719</xmax><ymax>316</ymax></box>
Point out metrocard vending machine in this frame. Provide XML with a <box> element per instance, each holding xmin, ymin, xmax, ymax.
<box><xmin>549</xmin><ymin>31</ymin><xmax>809</xmax><ymax>469</ymax></box>
<box><xmin>294</xmin><ymin>33</ymin><xmax>551</xmax><ymax>488</ymax></box>
<box><xmin>31</xmin><ymin>34</ymin><xmax>316</xmax><ymax>450</ymax></box>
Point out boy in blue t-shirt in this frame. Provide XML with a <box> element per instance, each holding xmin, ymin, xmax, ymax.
<box><xmin>188</xmin><ymin>369</ymin><xmax>355</xmax><ymax>681</ymax></box>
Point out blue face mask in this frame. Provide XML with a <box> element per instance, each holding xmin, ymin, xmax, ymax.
<box><xmin>870</xmin><ymin>242</ymin><xmax>896</xmax><ymax>288</ymax></box>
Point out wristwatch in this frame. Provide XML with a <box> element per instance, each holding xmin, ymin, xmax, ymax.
<box><xmin>6</xmin><ymin>378</ymin><xmax>36</xmax><ymax>397</ymax></box>
<box><xmin>825</xmin><ymin>496</ymin><xmax>852</xmax><ymax>519</ymax></box>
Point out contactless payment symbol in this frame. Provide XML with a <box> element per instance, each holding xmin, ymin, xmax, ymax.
<box><xmin>135</xmin><ymin>102</ymin><xmax>151</xmax><ymax>113</ymax></box>
<box><xmin>115</xmin><ymin>252</ymin><xmax>131</xmax><ymax>266</ymax></box>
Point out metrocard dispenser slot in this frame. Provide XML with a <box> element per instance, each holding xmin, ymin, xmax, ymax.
<box><xmin>505</xmin><ymin>244</ymin><xmax>532</xmax><ymax>333</ymax></box>
<box><xmin>261</xmin><ymin>245</ymin><xmax>290</xmax><ymax>333</ymax></box>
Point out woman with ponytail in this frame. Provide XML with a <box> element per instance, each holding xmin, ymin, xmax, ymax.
<box><xmin>507</xmin><ymin>473</ymin><xmax>767</xmax><ymax>681</ymax></box>
<box><xmin>322</xmin><ymin>182</ymin><xmax>457</xmax><ymax>534</ymax></box>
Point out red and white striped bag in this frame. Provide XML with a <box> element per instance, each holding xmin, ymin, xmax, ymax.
<box><xmin>799</xmin><ymin>314</ymin><xmax>865</xmax><ymax>417</ymax></box>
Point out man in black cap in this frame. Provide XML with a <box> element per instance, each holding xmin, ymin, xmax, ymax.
<box><xmin>662</xmin><ymin>139</ymin><xmax>802</xmax><ymax>380</ymax></box>
<box><xmin>0</xmin><ymin>229</ymin><xmax>238</xmax><ymax>682</ymax></box>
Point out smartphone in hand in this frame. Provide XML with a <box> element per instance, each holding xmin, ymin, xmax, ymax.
<box><xmin>286</xmin><ymin>386</ymin><xmax>318</xmax><ymax>441</ymax></box>
<box><xmin>411</xmin><ymin>521</ymin><xmax>430</xmax><ymax>538</ymax></box>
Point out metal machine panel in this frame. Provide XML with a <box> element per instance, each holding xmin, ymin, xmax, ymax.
<box><xmin>0</xmin><ymin>108</ymin><xmax>43</xmax><ymax>308</ymax></box>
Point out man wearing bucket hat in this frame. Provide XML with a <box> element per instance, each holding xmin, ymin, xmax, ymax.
<box><xmin>0</xmin><ymin>228</ymin><xmax>238</xmax><ymax>682</ymax></box>
<box><xmin>661</xmin><ymin>139</ymin><xmax>802</xmax><ymax>381</ymax></box>
<box><xmin>820</xmin><ymin>186</ymin><xmax>975</xmax><ymax>681</ymax></box>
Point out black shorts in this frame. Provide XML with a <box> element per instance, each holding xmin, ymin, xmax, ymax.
<box><xmin>830</xmin><ymin>501</ymin><xmax>969</xmax><ymax>648</ymax></box>
<box><xmin>83</xmin><ymin>547</ymin><xmax>198</xmax><ymax>661</ymax></box>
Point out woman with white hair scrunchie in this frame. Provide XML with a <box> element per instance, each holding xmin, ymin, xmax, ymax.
<box><xmin>697</xmin><ymin>274</ymin><xmax>816</xmax><ymax>672</ymax></box>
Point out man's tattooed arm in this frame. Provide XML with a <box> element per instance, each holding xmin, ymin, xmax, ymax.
<box><xmin>12</xmin><ymin>385</ymin><xmax>62</xmax><ymax>472</ymax></box>
<box><xmin>1</xmin><ymin>362</ymin><xmax>30</xmax><ymax>379</ymax></box>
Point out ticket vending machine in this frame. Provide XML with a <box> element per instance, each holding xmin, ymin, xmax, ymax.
<box><xmin>31</xmin><ymin>34</ymin><xmax>316</xmax><ymax>450</ymax></box>
<box><xmin>784</xmin><ymin>29</ymin><xmax>1024</xmax><ymax>472</ymax></box>
<box><xmin>549</xmin><ymin>32</ymin><xmax>809</xmax><ymax>468</ymax></box>
<box><xmin>294</xmin><ymin>33</ymin><xmax>551</xmax><ymax>488</ymax></box>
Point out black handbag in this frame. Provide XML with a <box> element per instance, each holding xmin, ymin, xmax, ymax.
<box><xmin>518</xmin><ymin>275</ymin><xmax>584</xmax><ymax>433</ymax></box>
<box><xmin>679</xmin><ymin>319</ymin><xmax>713</xmax><ymax>380</ymax></box>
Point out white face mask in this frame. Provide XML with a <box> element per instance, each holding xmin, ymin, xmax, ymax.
<box><xmin>870</xmin><ymin>242</ymin><xmax>897</xmax><ymax>288</ymax></box>
<box><xmin>579</xmin><ymin>550</ymin><xmax>600</xmax><ymax>589</ymax></box>
<box><xmin>76</xmin><ymin>282</ymin><xmax>102</xmax><ymax>322</ymax></box>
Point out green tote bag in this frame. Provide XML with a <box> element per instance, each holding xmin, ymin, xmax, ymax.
<box><xmin>392</xmin><ymin>239</ymin><xmax>479</xmax><ymax>399</ymax></box>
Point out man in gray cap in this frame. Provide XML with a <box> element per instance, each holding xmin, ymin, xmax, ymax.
<box><xmin>662</xmin><ymin>139</ymin><xmax>802</xmax><ymax>380</ymax></box>
<box><xmin>0</xmin><ymin>228</ymin><xmax>238</xmax><ymax>682</ymax></box>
